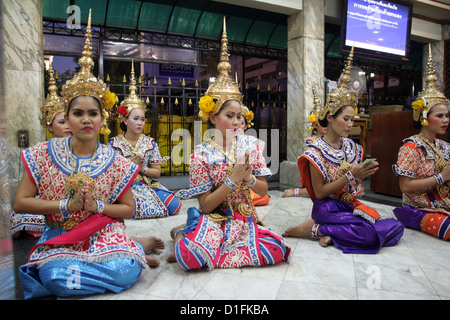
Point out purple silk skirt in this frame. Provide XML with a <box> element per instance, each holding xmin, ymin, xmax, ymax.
<box><xmin>312</xmin><ymin>198</ymin><xmax>404</xmax><ymax>254</ymax></box>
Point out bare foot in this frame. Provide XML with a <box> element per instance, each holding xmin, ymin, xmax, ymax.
<box><xmin>282</xmin><ymin>189</ymin><xmax>295</xmax><ymax>197</ymax></box>
<box><xmin>166</xmin><ymin>253</ymin><xmax>176</xmax><ymax>263</ymax></box>
<box><xmin>133</xmin><ymin>236</ymin><xmax>165</xmax><ymax>254</ymax></box>
<box><xmin>145</xmin><ymin>255</ymin><xmax>161</xmax><ymax>268</ymax></box>
<box><xmin>170</xmin><ymin>224</ymin><xmax>186</xmax><ymax>239</ymax></box>
<box><xmin>282</xmin><ymin>219</ymin><xmax>316</xmax><ymax>238</ymax></box>
<box><xmin>319</xmin><ymin>236</ymin><xmax>332</xmax><ymax>247</ymax></box>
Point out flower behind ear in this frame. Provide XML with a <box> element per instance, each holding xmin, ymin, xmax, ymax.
<box><xmin>118</xmin><ymin>105</ymin><xmax>129</xmax><ymax>116</ymax></box>
<box><xmin>103</xmin><ymin>91</ymin><xmax>116</xmax><ymax>110</ymax></box>
<box><xmin>198</xmin><ymin>95</ymin><xmax>216</xmax><ymax>121</ymax></box>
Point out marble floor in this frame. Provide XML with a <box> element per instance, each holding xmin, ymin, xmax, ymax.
<box><xmin>60</xmin><ymin>190</ymin><xmax>450</xmax><ymax>301</ymax></box>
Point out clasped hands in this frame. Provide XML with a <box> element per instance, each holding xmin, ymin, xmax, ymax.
<box><xmin>228</xmin><ymin>152</ymin><xmax>253</xmax><ymax>184</ymax></box>
<box><xmin>67</xmin><ymin>180</ymin><xmax>98</xmax><ymax>213</ymax></box>
<box><xmin>133</xmin><ymin>154</ymin><xmax>147</xmax><ymax>174</ymax></box>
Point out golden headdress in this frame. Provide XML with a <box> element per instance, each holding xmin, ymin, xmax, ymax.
<box><xmin>241</xmin><ymin>106</ymin><xmax>254</xmax><ymax>128</ymax></box>
<box><xmin>40</xmin><ymin>62</ymin><xmax>65</xmax><ymax>127</ymax></box>
<box><xmin>61</xmin><ymin>9</ymin><xmax>107</xmax><ymax>112</ymax></box>
<box><xmin>319</xmin><ymin>46</ymin><xmax>358</xmax><ymax>120</ymax></box>
<box><xmin>198</xmin><ymin>17</ymin><xmax>243</xmax><ymax>121</ymax></box>
<box><xmin>118</xmin><ymin>60</ymin><xmax>146</xmax><ymax>119</ymax></box>
<box><xmin>412</xmin><ymin>44</ymin><xmax>449</xmax><ymax>126</ymax></box>
<box><xmin>308</xmin><ymin>85</ymin><xmax>321</xmax><ymax>130</ymax></box>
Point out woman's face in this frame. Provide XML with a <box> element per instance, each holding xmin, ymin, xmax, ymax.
<box><xmin>49</xmin><ymin>112</ymin><xmax>71</xmax><ymax>138</ymax></box>
<box><xmin>210</xmin><ymin>100</ymin><xmax>243</xmax><ymax>142</ymax></box>
<box><xmin>328</xmin><ymin>106</ymin><xmax>355</xmax><ymax>138</ymax></box>
<box><xmin>124</xmin><ymin>108</ymin><xmax>145</xmax><ymax>135</ymax></box>
<box><xmin>426</xmin><ymin>104</ymin><xmax>449</xmax><ymax>135</ymax></box>
<box><xmin>66</xmin><ymin>96</ymin><xmax>104</xmax><ymax>141</ymax></box>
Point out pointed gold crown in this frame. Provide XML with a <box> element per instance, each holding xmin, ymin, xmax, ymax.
<box><xmin>308</xmin><ymin>85</ymin><xmax>322</xmax><ymax>129</ymax></box>
<box><xmin>61</xmin><ymin>9</ymin><xmax>106</xmax><ymax>112</ymax></box>
<box><xmin>40</xmin><ymin>62</ymin><xmax>65</xmax><ymax>127</ymax></box>
<box><xmin>119</xmin><ymin>60</ymin><xmax>146</xmax><ymax>118</ymax></box>
<box><xmin>413</xmin><ymin>44</ymin><xmax>449</xmax><ymax>122</ymax></box>
<box><xmin>198</xmin><ymin>17</ymin><xmax>243</xmax><ymax>121</ymax></box>
<box><xmin>319</xmin><ymin>46</ymin><xmax>358</xmax><ymax>120</ymax></box>
<box><xmin>311</xmin><ymin>85</ymin><xmax>322</xmax><ymax>118</ymax></box>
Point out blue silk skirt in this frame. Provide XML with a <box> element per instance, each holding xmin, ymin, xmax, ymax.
<box><xmin>132</xmin><ymin>183</ymin><xmax>181</xmax><ymax>219</ymax></box>
<box><xmin>312</xmin><ymin>198</ymin><xmax>404</xmax><ymax>254</ymax></box>
<box><xmin>19</xmin><ymin>226</ymin><xmax>143</xmax><ymax>300</ymax></box>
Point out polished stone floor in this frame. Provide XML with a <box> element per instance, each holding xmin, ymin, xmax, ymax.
<box><xmin>44</xmin><ymin>189</ymin><xmax>449</xmax><ymax>301</ymax></box>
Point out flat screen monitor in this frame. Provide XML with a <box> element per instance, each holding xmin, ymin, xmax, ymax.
<box><xmin>340</xmin><ymin>0</ymin><xmax>413</xmax><ymax>64</ymax></box>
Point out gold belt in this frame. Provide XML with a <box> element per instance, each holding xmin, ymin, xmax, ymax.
<box><xmin>45</xmin><ymin>217</ymin><xmax>81</xmax><ymax>231</ymax></box>
<box><xmin>330</xmin><ymin>192</ymin><xmax>354</xmax><ymax>204</ymax></box>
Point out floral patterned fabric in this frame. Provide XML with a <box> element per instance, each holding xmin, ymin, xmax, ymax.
<box><xmin>108</xmin><ymin>134</ymin><xmax>181</xmax><ymax>218</ymax></box>
<box><xmin>393</xmin><ymin>135</ymin><xmax>450</xmax><ymax>210</ymax></box>
<box><xmin>18</xmin><ymin>137</ymin><xmax>147</xmax><ymax>299</ymax></box>
<box><xmin>298</xmin><ymin>136</ymin><xmax>404</xmax><ymax>253</ymax></box>
<box><xmin>393</xmin><ymin>135</ymin><xmax>450</xmax><ymax>240</ymax></box>
<box><xmin>174</xmin><ymin>134</ymin><xmax>290</xmax><ymax>270</ymax></box>
<box><xmin>299</xmin><ymin>137</ymin><xmax>364</xmax><ymax>199</ymax></box>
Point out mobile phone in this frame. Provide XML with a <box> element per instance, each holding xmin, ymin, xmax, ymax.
<box><xmin>362</xmin><ymin>158</ymin><xmax>377</xmax><ymax>165</ymax></box>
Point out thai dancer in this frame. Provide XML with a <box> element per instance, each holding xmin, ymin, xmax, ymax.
<box><xmin>108</xmin><ymin>62</ymin><xmax>181</xmax><ymax>219</ymax></box>
<box><xmin>282</xmin><ymin>85</ymin><xmax>326</xmax><ymax>198</ymax></box>
<box><xmin>13</xmin><ymin>11</ymin><xmax>163</xmax><ymax>299</ymax></box>
<box><xmin>166</xmin><ymin>18</ymin><xmax>290</xmax><ymax>270</ymax></box>
<box><xmin>283</xmin><ymin>48</ymin><xmax>404</xmax><ymax>253</ymax></box>
<box><xmin>393</xmin><ymin>46</ymin><xmax>450</xmax><ymax>241</ymax></box>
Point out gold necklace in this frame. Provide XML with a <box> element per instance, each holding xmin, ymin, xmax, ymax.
<box><xmin>206</xmin><ymin>136</ymin><xmax>264</xmax><ymax>226</ymax></box>
<box><xmin>65</xmin><ymin>143</ymin><xmax>95</xmax><ymax>198</ymax></box>
<box><xmin>121</xmin><ymin>133</ymin><xmax>143</xmax><ymax>163</ymax></box>
<box><xmin>63</xmin><ymin>143</ymin><xmax>96</xmax><ymax>231</ymax></box>
<box><xmin>323</xmin><ymin>136</ymin><xmax>352</xmax><ymax>176</ymax></box>
<box><xmin>417</xmin><ymin>134</ymin><xmax>446</xmax><ymax>173</ymax></box>
<box><xmin>206</xmin><ymin>136</ymin><xmax>236</xmax><ymax>165</ymax></box>
<box><xmin>417</xmin><ymin>134</ymin><xmax>449</xmax><ymax>198</ymax></box>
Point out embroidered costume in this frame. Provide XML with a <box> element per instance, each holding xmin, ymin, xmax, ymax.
<box><xmin>392</xmin><ymin>45</ymin><xmax>450</xmax><ymax>240</ymax></box>
<box><xmin>175</xmin><ymin>135</ymin><xmax>290</xmax><ymax>270</ymax></box>
<box><xmin>393</xmin><ymin>136</ymin><xmax>450</xmax><ymax>240</ymax></box>
<box><xmin>173</xmin><ymin>18</ymin><xmax>289</xmax><ymax>270</ymax></box>
<box><xmin>18</xmin><ymin>11</ymin><xmax>147</xmax><ymax>299</ymax></box>
<box><xmin>298</xmin><ymin>48</ymin><xmax>403</xmax><ymax>253</ymax></box>
<box><xmin>108</xmin><ymin>134</ymin><xmax>181</xmax><ymax>218</ymax></box>
<box><xmin>298</xmin><ymin>137</ymin><xmax>404</xmax><ymax>253</ymax></box>
<box><xmin>18</xmin><ymin>137</ymin><xmax>147</xmax><ymax>299</ymax></box>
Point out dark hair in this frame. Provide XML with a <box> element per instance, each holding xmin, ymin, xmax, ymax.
<box><xmin>120</xmin><ymin>121</ymin><xmax>128</xmax><ymax>132</ymax></box>
<box><xmin>66</xmin><ymin>95</ymin><xmax>102</xmax><ymax>116</ymax></box>
<box><xmin>318</xmin><ymin>106</ymin><xmax>348</xmax><ymax>128</ymax></box>
<box><xmin>207</xmin><ymin>99</ymin><xmax>240</xmax><ymax>126</ymax></box>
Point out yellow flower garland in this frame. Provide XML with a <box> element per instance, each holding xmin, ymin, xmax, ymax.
<box><xmin>412</xmin><ymin>99</ymin><xmax>424</xmax><ymax>111</ymax></box>
<box><xmin>103</xmin><ymin>91</ymin><xmax>116</xmax><ymax>110</ymax></box>
<box><xmin>199</xmin><ymin>95</ymin><xmax>215</xmax><ymax>113</ymax></box>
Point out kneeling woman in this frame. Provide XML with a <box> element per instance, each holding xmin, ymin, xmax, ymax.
<box><xmin>167</xmin><ymin>20</ymin><xmax>290</xmax><ymax>270</ymax></box>
<box><xmin>13</xmin><ymin>16</ymin><xmax>160</xmax><ymax>299</ymax></box>
<box><xmin>283</xmin><ymin>49</ymin><xmax>404</xmax><ymax>253</ymax></box>
<box><xmin>393</xmin><ymin>47</ymin><xmax>450</xmax><ymax>241</ymax></box>
<box><xmin>108</xmin><ymin>63</ymin><xmax>181</xmax><ymax>219</ymax></box>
